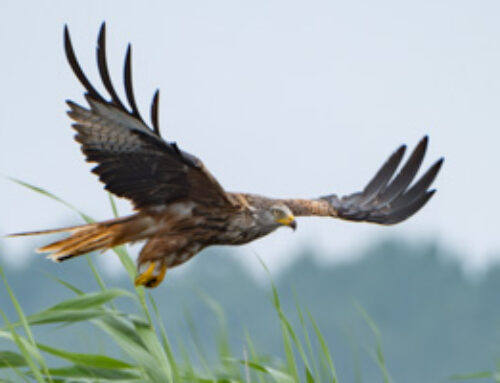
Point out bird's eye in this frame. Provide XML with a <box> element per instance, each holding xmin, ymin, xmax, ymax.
<box><xmin>271</xmin><ymin>208</ymin><xmax>282</xmax><ymax>218</ymax></box>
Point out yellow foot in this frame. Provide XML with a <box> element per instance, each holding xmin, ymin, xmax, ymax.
<box><xmin>134</xmin><ymin>261</ymin><xmax>167</xmax><ymax>288</ymax></box>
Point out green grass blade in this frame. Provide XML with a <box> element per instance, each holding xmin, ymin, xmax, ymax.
<box><xmin>255</xmin><ymin>254</ymin><xmax>300</xmax><ymax>381</ymax></box>
<box><xmin>177</xmin><ymin>335</ymin><xmax>195</xmax><ymax>378</ymax></box>
<box><xmin>149</xmin><ymin>293</ymin><xmax>181</xmax><ymax>382</ymax></box>
<box><xmin>293</xmin><ymin>292</ymin><xmax>319</xmax><ymax>381</ymax></box>
<box><xmin>94</xmin><ymin>315</ymin><xmax>165</xmax><ymax>381</ymax></box>
<box><xmin>132</xmin><ymin>317</ymin><xmax>173</xmax><ymax>381</ymax></box>
<box><xmin>275</xmin><ymin>296</ymin><xmax>312</xmax><ymax>378</ymax></box>
<box><xmin>108</xmin><ymin>242</ymin><xmax>152</xmax><ymax>327</ymax></box>
<box><xmin>234</xmin><ymin>359</ymin><xmax>294</xmax><ymax>383</ymax></box>
<box><xmin>42</xmin><ymin>272</ymin><xmax>84</xmax><ymax>295</ymax></box>
<box><xmin>46</xmin><ymin>365</ymin><xmax>141</xmax><ymax>380</ymax></box>
<box><xmin>22</xmin><ymin>309</ymin><xmax>111</xmax><ymax>326</ymax></box>
<box><xmin>109</xmin><ymin>193</ymin><xmax>120</xmax><ymax>217</ymax></box>
<box><xmin>352</xmin><ymin>340</ymin><xmax>362</xmax><ymax>383</ymax></box>
<box><xmin>355</xmin><ymin>303</ymin><xmax>391</xmax><ymax>383</ymax></box>
<box><xmin>9</xmin><ymin>177</ymin><xmax>94</xmax><ymax>223</ymax></box>
<box><xmin>196</xmin><ymin>289</ymin><xmax>241</xmax><ymax>379</ymax></box>
<box><xmin>109</xmin><ymin>243</ymin><xmax>153</xmax><ymax>328</ymax></box>
<box><xmin>0</xmin><ymin>266</ymin><xmax>52</xmax><ymax>382</ymax></box>
<box><xmin>4</xmin><ymin>289</ymin><xmax>134</xmax><ymax>327</ymax></box>
<box><xmin>111</xmin><ymin>245</ymin><xmax>137</xmax><ymax>282</ymax></box>
<box><xmin>0</xmin><ymin>318</ymin><xmax>46</xmax><ymax>383</ymax></box>
<box><xmin>450</xmin><ymin>371</ymin><xmax>493</xmax><ymax>380</ymax></box>
<box><xmin>305</xmin><ymin>367</ymin><xmax>315</xmax><ymax>383</ymax></box>
<box><xmin>93</xmin><ymin>316</ymin><xmax>146</xmax><ymax>352</ymax></box>
<box><xmin>243</xmin><ymin>328</ymin><xmax>266</xmax><ymax>383</ymax></box>
<box><xmin>0</xmin><ymin>351</ymin><xmax>27</xmax><ymax>368</ymax></box>
<box><xmin>85</xmin><ymin>254</ymin><xmax>108</xmax><ymax>290</ymax></box>
<box><xmin>0</xmin><ymin>267</ymin><xmax>37</xmax><ymax>347</ymax></box>
<box><xmin>4</xmin><ymin>365</ymin><xmax>32</xmax><ymax>383</ymax></box>
<box><xmin>108</xmin><ymin>193</ymin><xmax>138</xmax><ymax>281</ymax></box>
<box><xmin>179</xmin><ymin>377</ymin><xmax>239</xmax><ymax>383</ymax></box>
<box><xmin>242</xmin><ymin>346</ymin><xmax>251</xmax><ymax>383</ymax></box>
<box><xmin>307</xmin><ymin>310</ymin><xmax>338</xmax><ymax>383</ymax></box>
<box><xmin>280</xmin><ymin>310</ymin><xmax>312</xmax><ymax>380</ymax></box>
<box><xmin>184</xmin><ymin>308</ymin><xmax>212</xmax><ymax>378</ymax></box>
<box><xmin>49</xmin><ymin>288</ymin><xmax>134</xmax><ymax>310</ymax></box>
<box><xmin>36</xmin><ymin>342</ymin><xmax>134</xmax><ymax>369</ymax></box>
<box><xmin>268</xmin><ymin>280</ymin><xmax>299</xmax><ymax>381</ymax></box>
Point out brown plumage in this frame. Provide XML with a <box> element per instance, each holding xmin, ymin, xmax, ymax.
<box><xmin>11</xmin><ymin>23</ymin><xmax>444</xmax><ymax>288</ymax></box>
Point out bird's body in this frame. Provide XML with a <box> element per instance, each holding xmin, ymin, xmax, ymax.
<box><xmin>11</xmin><ymin>24</ymin><xmax>444</xmax><ymax>288</ymax></box>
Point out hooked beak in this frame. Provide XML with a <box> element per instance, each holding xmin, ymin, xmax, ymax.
<box><xmin>277</xmin><ymin>215</ymin><xmax>297</xmax><ymax>231</ymax></box>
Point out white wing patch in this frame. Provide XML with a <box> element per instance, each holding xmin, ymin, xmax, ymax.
<box><xmin>168</xmin><ymin>202</ymin><xmax>196</xmax><ymax>217</ymax></box>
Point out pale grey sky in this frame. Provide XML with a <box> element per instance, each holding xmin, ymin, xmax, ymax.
<box><xmin>0</xmin><ymin>0</ymin><xmax>498</xmax><ymax>275</ymax></box>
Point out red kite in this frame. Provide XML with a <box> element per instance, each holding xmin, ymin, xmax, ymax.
<box><xmin>13</xmin><ymin>24</ymin><xmax>443</xmax><ymax>288</ymax></box>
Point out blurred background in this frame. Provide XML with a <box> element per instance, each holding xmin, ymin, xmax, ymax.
<box><xmin>0</xmin><ymin>1</ymin><xmax>499</xmax><ymax>381</ymax></box>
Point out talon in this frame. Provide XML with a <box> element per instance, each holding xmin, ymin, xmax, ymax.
<box><xmin>134</xmin><ymin>261</ymin><xmax>156</xmax><ymax>286</ymax></box>
<box><xmin>146</xmin><ymin>263</ymin><xmax>167</xmax><ymax>288</ymax></box>
<box><xmin>134</xmin><ymin>261</ymin><xmax>167</xmax><ymax>288</ymax></box>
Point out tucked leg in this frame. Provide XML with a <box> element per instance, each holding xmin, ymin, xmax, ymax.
<box><xmin>135</xmin><ymin>236</ymin><xmax>186</xmax><ymax>288</ymax></box>
<box><xmin>134</xmin><ymin>259</ymin><xmax>167</xmax><ymax>288</ymax></box>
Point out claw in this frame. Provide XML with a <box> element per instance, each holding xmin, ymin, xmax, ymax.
<box><xmin>134</xmin><ymin>261</ymin><xmax>167</xmax><ymax>288</ymax></box>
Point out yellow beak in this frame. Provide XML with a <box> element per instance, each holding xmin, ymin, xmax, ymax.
<box><xmin>276</xmin><ymin>215</ymin><xmax>297</xmax><ymax>231</ymax></box>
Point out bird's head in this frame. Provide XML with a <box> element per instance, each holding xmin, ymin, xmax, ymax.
<box><xmin>257</xmin><ymin>203</ymin><xmax>297</xmax><ymax>231</ymax></box>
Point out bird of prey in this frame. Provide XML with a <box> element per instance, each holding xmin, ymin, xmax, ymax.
<box><xmin>13</xmin><ymin>24</ymin><xmax>443</xmax><ymax>288</ymax></box>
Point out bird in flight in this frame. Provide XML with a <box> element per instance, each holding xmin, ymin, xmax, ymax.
<box><xmin>13</xmin><ymin>24</ymin><xmax>443</xmax><ymax>288</ymax></box>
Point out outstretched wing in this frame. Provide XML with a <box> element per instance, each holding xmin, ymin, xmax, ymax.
<box><xmin>282</xmin><ymin>136</ymin><xmax>443</xmax><ymax>225</ymax></box>
<box><xmin>64</xmin><ymin>23</ymin><xmax>234</xmax><ymax>210</ymax></box>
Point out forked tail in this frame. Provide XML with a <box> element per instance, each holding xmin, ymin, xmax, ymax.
<box><xmin>9</xmin><ymin>214</ymin><xmax>150</xmax><ymax>262</ymax></box>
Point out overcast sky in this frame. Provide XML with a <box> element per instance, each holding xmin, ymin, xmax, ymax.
<box><xmin>0</xmin><ymin>0</ymin><xmax>498</xmax><ymax>276</ymax></box>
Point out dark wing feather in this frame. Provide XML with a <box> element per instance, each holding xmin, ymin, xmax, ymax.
<box><xmin>64</xmin><ymin>23</ymin><xmax>233</xmax><ymax>209</ymax></box>
<box><xmin>319</xmin><ymin>136</ymin><xmax>443</xmax><ymax>224</ymax></box>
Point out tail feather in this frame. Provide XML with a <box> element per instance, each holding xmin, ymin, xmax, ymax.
<box><xmin>8</xmin><ymin>225</ymin><xmax>86</xmax><ymax>237</ymax></box>
<box><xmin>40</xmin><ymin>228</ymin><xmax>116</xmax><ymax>261</ymax></box>
<box><xmin>10</xmin><ymin>214</ymin><xmax>150</xmax><ymax>262</ymax></box>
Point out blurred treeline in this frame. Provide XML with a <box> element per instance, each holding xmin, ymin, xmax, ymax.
<box><xmin>1</xmin><ymin>238</ymin><xmax>499</xmax><ymax>382</ymax></box>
